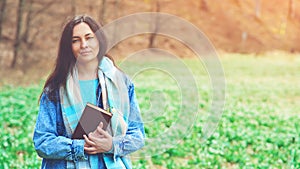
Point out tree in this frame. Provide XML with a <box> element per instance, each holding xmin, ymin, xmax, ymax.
<box><xmin>148</xmin><ymin>0</ymin><xmax>160</xmax><ymax>48</ymax></box>
<box><xmin>255</xmin><ymin>0</ymin><xmax>261</xmax><ymax>18</ymax></box>
<box><xmin>0</xmin><ymin>0</ymin><xmax>7</xmax><ymax>42</ymax></box>
<box><xmin>288</xmin><ymin>0</ymin><xmax>295</xmax><ymax>20</ymax></box>
<box><xmin>233</xmin><ymin>0</ymin><xmax>241</xmax><ymax>9</ymax></box>
<box><xmin>200</xmin><ymin>0</ymin><xmax>208</xmax><ymax>12</ymax></box>
<box><xmin>12</xmin><ymin>0</ymin><xmax>26</xmax><ymax>68</ymax></box>
<box><xmin>71</xmin><ymin>0</ymin><xmax>76</xmax><ymax>16</ymax></box>
<box><xmin>23</xmin><ymin>0</ymin><xmax>33</xmax><ymax>44</ymax></box>
<box><xmin>11</xmin><ymin>0</ymin><xmax>58</xmax><ymax>68</ymax></box>
<box><xmin>99</xmin><ymin>0</ymin><xmax>106</xmax><ymax>23</ymax></box>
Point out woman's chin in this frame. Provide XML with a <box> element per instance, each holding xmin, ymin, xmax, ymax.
<box><xmin>77</xmin><ymin>55</ymin><xmax>97</xmax><ymax>64</ymax></box>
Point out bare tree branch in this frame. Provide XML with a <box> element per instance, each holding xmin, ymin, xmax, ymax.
<box><xmin>31</xmin><ymin>0</ymin><xmax>57</xmax><ymax>17</ymax></box>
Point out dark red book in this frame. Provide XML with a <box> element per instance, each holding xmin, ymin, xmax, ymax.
<box><xmin>72</xmin><ymin>103</ymin><xmax>112</xmax><ymax>139</ymax></box>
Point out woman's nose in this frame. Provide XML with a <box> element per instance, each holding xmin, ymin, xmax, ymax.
<box><xmin>81</xmin><ymin>39</ymin><xmax>88</xmax><ymax>48</ymax></box>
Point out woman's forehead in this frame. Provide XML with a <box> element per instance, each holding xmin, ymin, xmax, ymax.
<box><xmin>72</xmin><ymin>22</ymin><xmax>94</xmax><ymax>37</ymax></box>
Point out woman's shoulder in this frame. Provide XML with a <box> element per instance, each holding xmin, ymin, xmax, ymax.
<box><xmin>102</xmin><ymin>56</ymin><xmax>135</xmax><ymax>91</ymax></box>
<box><xmin>40</xmin><ymin>86</ymin><xmax>60</xmax><ymax>103</ymax></box>
<box><xmin>118</xmin><ymin>70</ymin><xmax>134</xmax><ymax>90</ymax></box>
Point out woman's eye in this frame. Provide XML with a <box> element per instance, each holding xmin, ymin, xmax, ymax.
<box><xmin>72</xmin><ymin>39</ymin><xmax>79</xmax><ymax>43</ymax></box>
<box><xmin>87</xmin><ymin>36</ymin><xmax>94</xmax><ymax>40</ymax></box>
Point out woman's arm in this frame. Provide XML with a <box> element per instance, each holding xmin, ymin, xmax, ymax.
<box><xmin>109</xmin><ymin>83</ymin><xmax>145</xmax><ymax>157</ymax></box>
<box><xmin>33</xmin><ymin>92</ymin><xmax>86</xmax><ymax>161</ymax></box>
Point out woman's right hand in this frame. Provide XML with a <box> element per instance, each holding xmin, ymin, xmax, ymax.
<box><xmin>83</xmin><ymin>122</ymin><xmax>113</xmax><ymax>154</ymax></box>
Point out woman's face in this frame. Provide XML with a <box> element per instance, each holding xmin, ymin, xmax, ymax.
<box><xmin>72</xmin><ymin>22</ymin><xmax>99</xmax><ymax>64</ymax></box>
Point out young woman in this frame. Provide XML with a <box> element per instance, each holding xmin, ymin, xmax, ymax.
<box><xmin>33</xmin><ymin>15</ymin><xmax>145</xmax><ymax>169</ymax></box>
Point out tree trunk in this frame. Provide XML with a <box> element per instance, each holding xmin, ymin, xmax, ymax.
<box><xmin>11</xmin><ymin>0</ymin><xmax>25</xmax><ymax>68</ymax></box>
<box><xmin>200</xmin><ymin>0</ymin><xmax>208</xmax><ymax>12</ymax></box>
<box><xmin>111</xmin><ymin>0</ymin><xmax>120</xmax><ymax>48</ymax></box>
<box><xmin>233</xmin><ymin>0</ymin><xmax>241</xmax><ymax>9</ymax></box>
<box><xmin>0</xmin><ymin>0</ymin><xmax>7</xmax><ymax>42</ymax></box>
<box><xmin>71</xmin><ymin>0</ymin><xmax>76</xmax><ymax>15</ymax></box>
<box><xmin>148</xmin><ymin>0</ymin><xmax>160</xmax><ymax>48</ymax></box>
<box><xmin>113</xmin><ymin>0</ymin><xmax>120</xmax><ymax>20</ymax></box>
<box><xmin>99</xmin><ymin>0</ymin><xmax>106</xmax><ymax>23</ymax></box>
<box><xmin>255</xmin><ymin>0</ymin><xmax>261</xmax><ymax>18</ymax></box>
<box><xmin>288</xmin><ymin>0</ymin><xmax>295</xmax><ymax>20</ymax></box>
<box><xmin>23</xmin><ymin>0</ymin><xmax>33</xmax><ymax>44</ymax></box>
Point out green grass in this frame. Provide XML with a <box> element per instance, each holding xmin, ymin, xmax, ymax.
<box><xmin>0</xmin><ymin>85</ymin><xmax>41</xmax><ymax>168</ymax></box>
<box><xmin>0</xmin><ymin>53</ymin><xmax>299</xmax><ymax>168</ymax></box>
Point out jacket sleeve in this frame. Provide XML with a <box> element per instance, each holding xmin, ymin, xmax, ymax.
<box><xmin>33</xmin><ymin>92</ymin><xmax>86</xmax><ymax>161</ymax></box>
<box><xmin>108</xmin><ymin>83</ymin><xmax>145</xmax><ymax>157</ymax></box>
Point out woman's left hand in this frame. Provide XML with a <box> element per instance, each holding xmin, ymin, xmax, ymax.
<box><xmin>83</xmin><ymin>122</ymin><xmax>113</xmax><ymax>154</ymax></box>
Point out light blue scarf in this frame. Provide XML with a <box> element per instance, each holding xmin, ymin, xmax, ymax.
<box><xmin>60</xmin><ymin>56</ymin><xmax>130</xmax><ymax>169</ymax></box>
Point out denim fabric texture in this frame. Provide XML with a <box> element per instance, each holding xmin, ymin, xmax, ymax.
<box><xmin>33</xmin><ymin>79</ymin><xmax>145</xmax><ymax>169</ymax></box>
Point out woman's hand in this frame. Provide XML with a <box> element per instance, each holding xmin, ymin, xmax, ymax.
<box><xmin>83</xmin><ymin>122</ymin><xmax>113</xmax><ymax>154</ymax></box>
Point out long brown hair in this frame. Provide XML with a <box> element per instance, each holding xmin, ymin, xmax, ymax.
<box><xmin>41</xmin><ymin>15</ymin><xmax>112</xmax><ymax>101</ymax></box>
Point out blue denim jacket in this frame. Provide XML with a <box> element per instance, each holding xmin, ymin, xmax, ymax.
<box><xmin>33</xmin><ymin>82</ymin><xmax>145</xmax><ymax>169</ymax></box>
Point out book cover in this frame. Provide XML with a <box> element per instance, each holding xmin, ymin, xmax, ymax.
<box><xmin>72</xmin><ymin>103</ymin><xmax>112</xmax><ymax>139</ymax></box>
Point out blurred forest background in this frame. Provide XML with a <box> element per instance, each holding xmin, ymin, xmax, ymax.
<box><xmin>0</xmin><ymin>0</ymin><xmax>300</xmax><ymax>85</ymax></box>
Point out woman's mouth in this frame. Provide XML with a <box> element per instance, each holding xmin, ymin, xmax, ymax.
<box><xmin>79</xmin><ymin>50</ymin><xmax>92</xmax><ymax>56</ymax></box>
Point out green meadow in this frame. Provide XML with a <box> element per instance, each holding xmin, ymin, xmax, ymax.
<box><xmin>0</xmin><ymin>53</ymin><xmax>299</xmax><ymax>168</ymax></box>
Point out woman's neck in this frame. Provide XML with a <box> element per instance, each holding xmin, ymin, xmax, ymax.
<box><xmin>77</xmin><ymin>61</ymin><xmax>98</xmax><ymax>80</ymax></box>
